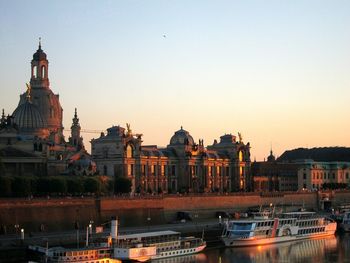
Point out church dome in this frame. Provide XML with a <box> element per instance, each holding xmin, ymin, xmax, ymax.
<box><xmin>33</xmin><ymin>45</ymin><xmax>47</xmax><ymax>61</ymax></box>
<box><xmin>12</xmin><ymin>100</ymin><xmax>46</xmax><ymax>130</ymax></box>
<box><xmin>169</xmin><ymin>127</ymin><xmax>194</xmax><ymax>146</ymax></box>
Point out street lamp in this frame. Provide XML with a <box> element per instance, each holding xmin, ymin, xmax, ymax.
<box><xmin>147</xmin><ymin>216</ymin><xmax>151</xmax><ymax>231</ymax></box>
<box><xmin>20</xmin><ymin>228</ymin><xmax>24</xmax><ymax>244</ymax></box>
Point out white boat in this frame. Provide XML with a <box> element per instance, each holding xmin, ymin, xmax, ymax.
<box><xmin>339</xmin><ymin>211</ymin><xmax>350</xmax><ymax>232</ymax></box>
<box><xmin>29</xmin><ymin>217</ymin><xmax>206</xmax><ymax>263</ymax></box>
<box><xmin>28</xmin><ymin>245</ymin><xmax>121</xmax><ymax>263</ymax></box>
<box><xmin>221</xmin><ymin>211</ymin><xmax>337</xmax><ymax>247</ymax></box>
<box><xmin>113</xmin><ymin>230</ymin><xmax>206</xmax><ymax>262</ymax></box>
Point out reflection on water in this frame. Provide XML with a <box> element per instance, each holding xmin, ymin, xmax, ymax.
<box><xmin>204</xmin><ymin>234</ymin><xmax>350</xmax><ymax>263</ymax></box>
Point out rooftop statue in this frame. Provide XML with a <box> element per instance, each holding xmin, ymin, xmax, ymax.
<box><xmin>238</xmin><ymin>132</ymin><xmax>243</xmax><ymax>143</ymax></box>
<box><xmin>26</xmin><ymin>83</ymin><xmax>32</xmax><ymax>101</ymax></box>
<box><xmin>126</xmin><ymin>123</ymin><xmax>132</xmax><ymax>136</ymax></box>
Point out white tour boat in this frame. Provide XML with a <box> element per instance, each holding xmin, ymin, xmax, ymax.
<box><xmin>28</xmin><ymin>245</ymin><xmax>120</xmax><ymax>263</ymax></box>
<box><xmin>28</xmin><ymin>217</ymin><xmax>206</xmax><ymax>262</ymax></box>
<box><xmin>110</xmin><ymin>217</ymin><xmax>206</xmax><ymax>262</ymax></box>
<box><xmin>221</xmin><ymin>211</ymin><xmax>336</xmax><ymax>247</ymax></box>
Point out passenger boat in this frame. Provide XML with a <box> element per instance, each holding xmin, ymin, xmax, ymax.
<box><xmin>113</xmin><ymin>230</ymin><xmax>206</xmax><ymax>261</ymax></box>
<box><xmin>28</xmin><ymin>217</ymin><xmax>206</xmax><ymax>262</ymax></box>
<box><xmin>221</xmin><ymin>211</ymin><xmax>337</xmax><ymax>247</ymax></box>
<box><xmin>28</xmin><ymin>245</ymin><xmax>120</xmax><ymax>263</ymax></box>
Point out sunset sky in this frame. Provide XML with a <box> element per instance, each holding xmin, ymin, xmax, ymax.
<box><xmin>0</xmin><ymin>1</ymin><xmax>349</xmax><ymax>161</ymax></box>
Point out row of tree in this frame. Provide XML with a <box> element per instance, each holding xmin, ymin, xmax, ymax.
<box><xmin>322</xmin><ymin>182</ymin><xmax>348</xmax><ymax>190</ymax></box>
<box><xmin>0</xmin><ymin>175</ymin><xmax>132</xmax><ymax>197</ymax></box>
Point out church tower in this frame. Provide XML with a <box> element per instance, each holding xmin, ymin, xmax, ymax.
<box><xmin>30</xmin><ymin>38</ymin><xmax>50</xmax><ymax>89</ymax></box>
<box><xmin>69</xmin><ymin>108</ymin><xmax>84</xmax><ymax>150</ymax></box>
<box><xmin>16</xmin><ymin>40</ymin><xmax>64</xmax><ymax>144</ymax></box>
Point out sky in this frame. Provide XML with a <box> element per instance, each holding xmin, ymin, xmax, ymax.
<box><xmin>0</xmin><ymin>0</ymin><xmax>349</xmax><ymax>161</ymax></box>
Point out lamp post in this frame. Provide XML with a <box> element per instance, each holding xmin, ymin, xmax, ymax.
<box><xmin>20</xmin><ymin>228</ymin><xmax>24</xmax><ymax>245</ymax></box>
<box><xmin>194</xmin><ymin>213</ymin><xmax>198</xmax><ymax>231</ymax></box>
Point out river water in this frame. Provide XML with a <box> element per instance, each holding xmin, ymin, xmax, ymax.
<box><xmin>22</xmin><ymin>232</ymin><xmax>350</xmax><ymax>262</ymax></box>
<box><xmin>152</xmin><ymin>233</ymin><xmax>350</xmax><ymax>263</ymax></box>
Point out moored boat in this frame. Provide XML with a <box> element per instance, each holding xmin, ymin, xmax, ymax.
<box><xmin>221</xmin><ymin>211</ymin><xmax>336</xmax><ymax>247</ymax></box>
<box><xmin>111</xmin><ymin>217</ymin><xmax>206</xmax><ymax>262</ymax></box>
<box><xmin>28</xmin><ymin>245</ymin><xmax>120</xmax><ymax>263</ymax></box>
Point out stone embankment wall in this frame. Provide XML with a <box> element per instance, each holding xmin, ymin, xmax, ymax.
<box><xmin>0</xmin><ymin>191</ymin><xmax>348</xmax><ymax>233</ymax></box>
<box><xmin>100</xmin><ymin>192</ymin><xmax>318</xmax><ymax>211</ymax></box>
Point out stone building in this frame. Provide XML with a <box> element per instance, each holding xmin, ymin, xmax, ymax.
<box><xmin>0</xmin><ymin>42</ymin><xmax>94</xmax><ymax>177</ymax></box>
<box><xmin>91</xmin><ymin>125</ymin><xmax>251</xmax><ymax>194</ymax></box>
<box><xmin>297</xmin><ymin>160</ymin><xmax>350</xmax><ymax>191</ymax></box>
<box><xmin>252</xmin><ymin>150</ymin><xmax>299</xmax><ymax>192</ymax></box>
<box><xmin>252</xmin><ymin>150</ymin><xmax>350</xmax><ymax>192</ymax></box>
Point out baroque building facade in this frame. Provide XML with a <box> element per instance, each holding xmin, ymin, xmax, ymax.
<box><xmin>0</xmin><ymin>42</ymin><xmax>94</xmax><ymax>177</ymax></box>
<box><xmin>91</xmin><ymin>125</ymin><xmax>251</xmax><ymax>194</ymax></box>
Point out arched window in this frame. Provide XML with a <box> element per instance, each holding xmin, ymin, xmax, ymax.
<box><xmin>126</xmin><ymin>144</ymin><xmax>133</xmax><ymax>158</ymax></box>
<box><xmin>41</xmin><ymin>66</ymin><xmax>46</xmax><ymax>78</ymax></box>
<box><xmin>33</xmin><ymin>66</ymin><xmax>37</xmax><ymax>78</ymax></box>
<box><xmin>239</xmin><ymin>151</ymin><xmax>243</xmax><ymax>162</ymax></box>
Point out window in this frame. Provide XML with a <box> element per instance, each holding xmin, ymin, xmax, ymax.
<box><xmin>239</xmin><ymin>151</ymin><xmax>243</xmax><ymax>162</ymax></box>
<box><xmin>33</xmin><ymin>65</ymin><xmax>37</xmax><ymax>78</ymax></box>
<box><xmin>126</xmin><ymin>144</ymin><xmax>133</xmax><ymax>158</ymax></box>
<box><xmin>41</xmin><ymin>65</ymin><xmax>46</xmax><ymax>78</ymax></box>
<box><xmin>127</xmin><ymin>164</ymin><xmax>134</xmax><ymax>176</ymax></box>
<box><xmin>151</xmin><ymin>165</ymin><xmax>156</xmax><ymax>175</ymax></box>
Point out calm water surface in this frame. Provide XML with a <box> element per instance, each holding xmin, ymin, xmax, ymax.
<box><xmin>153</xmin><ymin>233</ymin><xmax>350</xmax><ymax>263</ymax></box>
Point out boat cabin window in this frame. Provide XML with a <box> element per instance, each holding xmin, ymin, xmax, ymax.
<box><xmin>231</xmin><ymin>222</ymin><xmax>254</xmax><ymax>231</ymax></box>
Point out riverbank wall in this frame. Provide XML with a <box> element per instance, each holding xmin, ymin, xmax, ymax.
<box><xmin>1</xmin><ymin>190</ymin><xmax>349</xmax><ymax>233</ymax></box>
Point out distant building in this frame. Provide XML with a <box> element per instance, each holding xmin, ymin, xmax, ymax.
<box><xmin>297</xmin><ymin>160</ymin><xmax>350</xmax><ymax>190</ymax></box>
<box><xmin>91</xmin><ymin>126</ymin><xmax>251</xmax><ymax>194</ymax></box>
<box><xmin>252</xmin><ymin>149</ymin><xmax>350</xmax><ymax>192</ymax></box>
<box><xmin>0</xmin><ymin>42</ymin><xmax>94</xmax><ymax>177</ymax></box>
<box><xmin>252</xmin><ymin>150</ymin><xmax>299</xmax><ymax>192</ymax></box>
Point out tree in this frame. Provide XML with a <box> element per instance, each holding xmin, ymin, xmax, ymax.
<box><xmin>36</xmin><ymin>177</ymin><xmax>51</xmax><ymax>196</ymax></box>
<box><xmin>84</xmin><ymin>177</ymin><xmax>101</xmax><ymax>194</ymax></box>
<box><xmin>0</xmin><ymin>176</ymin><xmax>12</xmax><ymax>197</ymax></box>
<box><xmin>50</xmin><ymin>177</ymin><xmax>67</xmax><ymax>194</ymax></box>
<box><xmin>114</xmin><ymin>177</ymin><xmax>132</xmax><ymax>194</ymax></box>
<box><xmin>97</xmin><ymin>175</ymin><xmax>112</xmax><ymax>195</ymax></box>
<box><xmin>67</xmin><ymin>177</ymin><xmax>84</xmax><ymax>195</ymax></box>
<box><xmin>12</xmin><ymin>176</ymin><xmax>31</xmax><ymax>197</ymax></box>
<box><xmin>0</xmin><ymin>156</ymin><xmax>5</xmax><ymax>176</ymax></box>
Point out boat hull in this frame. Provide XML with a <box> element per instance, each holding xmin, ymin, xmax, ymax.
<box><xmin>152</xmin><ymin>244</ymin><xmax>206</xmax><ymax>260</ymax></box>
<box><xmin>222</xmin><ymin>230</ymin><xmax>336</xmax><ymax>247</ymax></box>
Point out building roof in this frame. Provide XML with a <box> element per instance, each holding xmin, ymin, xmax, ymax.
<box><xmin>169</xmin><ymin>127</ymin><xmax>194</xmax><ymax>146</ymax></box>
<box><xmin>12</xmin><ymin>100</ymin><xmax>46</xmax><ymax>130</ymax></box>
<box><xmin>32</xmin><ymin>43</ymin><xmax>47</xmax><ymax>61</ymax></box>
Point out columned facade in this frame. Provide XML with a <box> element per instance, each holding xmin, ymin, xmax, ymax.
<box><xmin>92</xmin><ymin>126</ymin><xmax>251</xmax><ymax>194</ymax></box>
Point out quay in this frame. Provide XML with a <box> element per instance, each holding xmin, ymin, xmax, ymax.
<box><xmin>0</xmin><ymin>220</ymin><xmax>223</xmax><ymax>262</ymax></box>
